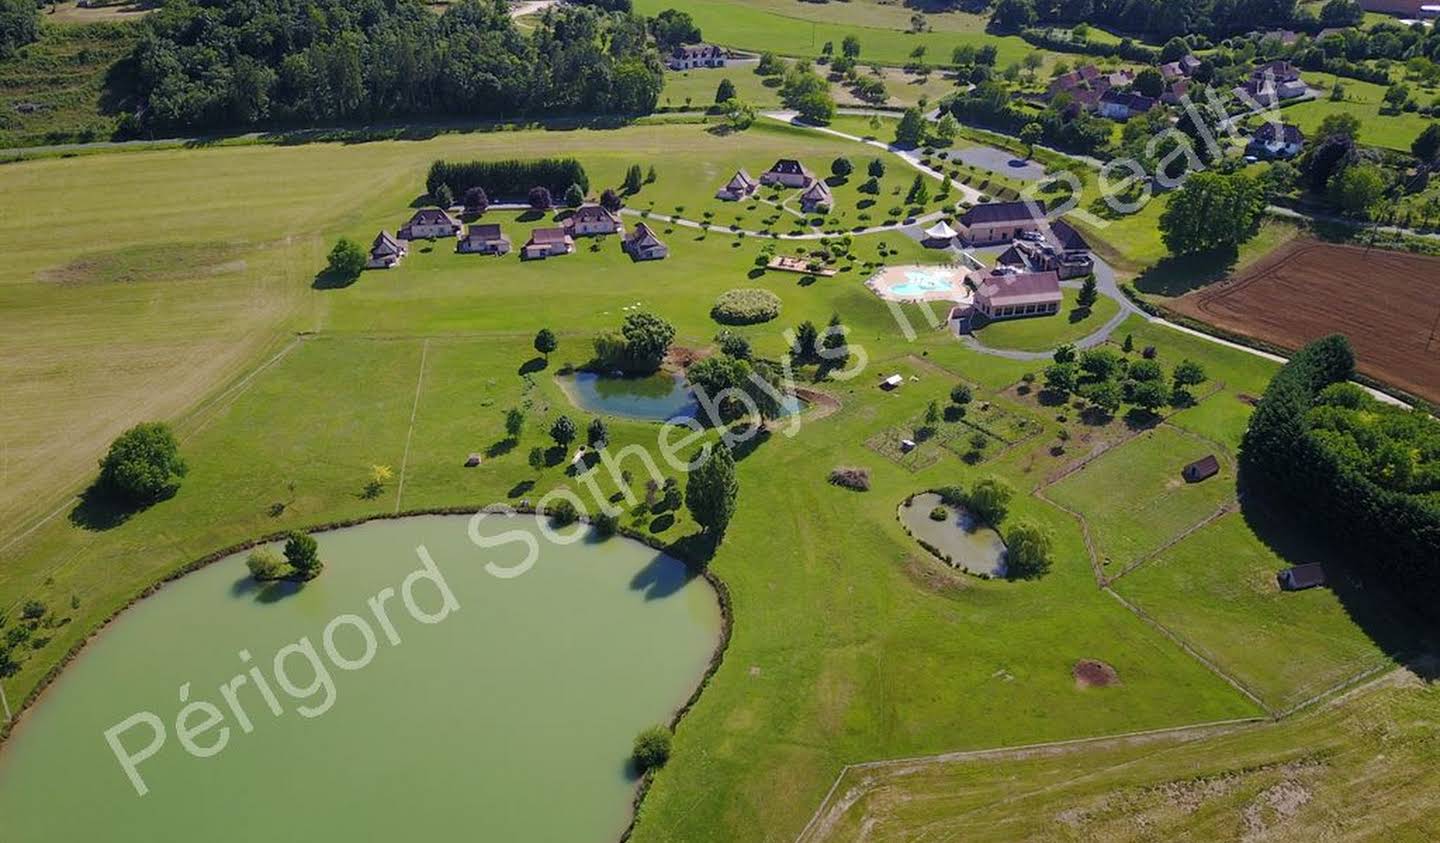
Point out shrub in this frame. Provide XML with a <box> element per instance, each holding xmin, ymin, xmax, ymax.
<box><xmin>284</xmin><ymin>532</ymin><xmax>323</xmax><ymax>580</ymax></box>
<box><xmin>547</xmin><ymin>498</ymin><xmax>579</xmax><ymax>526</ymax></box>
<box><xmin>633</xmin><ymin>725</ymin><xmax>672</xmax><ymax>771</ymax></box>
<box><xmin>950</xmin><ymin>383</ymin><xmax>973</xmax><ymax>405</ymax></box>
<box><xmin>935</xmin><ymin>485</ymin><xmax>966</xmax><ymax>506</ymax></box>
<box><xmin>593</xmin><ymin>510</ymin><xmax>619</xmax><ymax>537</ymax></box>
<box><xmin>829</xmin><ymin>466</ymin><xmax>871</xmax><ymax>491</ymax></box>
<box><xmin>98</xmin><ymin>423</ymin><xmax>188</xmax><ymax>505</ymax></box>
<box><xmin>246</xmin><ymin>548</ymin><xmax>286</xmax><ymax>581</ymax></box>
<box><xmin>929</xmin><ymin>505</ymin><xmax>949</xmax><ymax>521</ymax></box>
<box><xmin>967</xmin><ymin>476</ymin><xmax>1013</xmax><ymax>525</ymax></box>
<box><xmin>327</xmin><ymin>238</ymin><xmax>366</xmax><ymax>280</ymax></box>
<box><xmin>712</xmin><ymin>288</ymin><xmax>783</xmax><ymax>325</ymax></box>
<box><xmin>21</xmin><ymin>600</ymin><xmax>46</xmax><ymax>621</ymax></box>
<box><xmin>1005</xmin><ymin>520</ymin><xmax>1053</xmax><ymax>579</ymax></box>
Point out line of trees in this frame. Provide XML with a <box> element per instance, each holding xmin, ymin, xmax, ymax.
<box><xmin>993</xmin><ymin>0</ymin><xmax>1303</xmax><ymax>41</ymax></box>
<box><xmin>1239</xmin><ymin>335</ymin><xmax>1440</xmax><ymax>605</ymax></box>
<box><xmin>129</xmin><ymin>0</ymin><xmax>666</xmax><ymax>133</ymax></box>
<box><xmin>426</xmin><ymin>158</ymin><xmax>590</xmax><ymax>201</ymax></box>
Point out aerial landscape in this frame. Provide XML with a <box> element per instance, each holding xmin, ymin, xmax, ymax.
<box><xmin>0</xmin><ymin>0</ymin><xmax>1438</xmax><ymax>840</ymax></box>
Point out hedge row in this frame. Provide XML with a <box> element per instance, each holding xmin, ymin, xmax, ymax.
<box><xmin>426</xmin><ymin>158</ymin><xmax>589</xmax><ymax>200</ymax></box>
<box><xmin>1239</xmin><ymin>335</ymin><xmax>1440</xmax><ymax>605</ymax></box>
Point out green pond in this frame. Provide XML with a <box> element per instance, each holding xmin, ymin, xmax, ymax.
<box><xmin>0</xmin><ymin>514</ymin><xmax>722</xmax><ymax>841</ymax></box>
<box><xmin>560</xmin><ymin>372</ymin><xmax>805</xmax><ymax>423</ymax></box>
<box><xmin>899</xmin><ymin>493</ymin><xmax>1008</xmax><ymax>577</ymax></box>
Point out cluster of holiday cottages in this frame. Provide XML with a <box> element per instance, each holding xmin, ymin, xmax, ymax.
<box><xmin>365</xmin><ymin>204</ymin><xmax>668</xmax><ymax>270</ymax></box>
<box><xmin>714</xmin><ymin>158</ymin><xmax>834</xmax><ymax>212</ymax></box>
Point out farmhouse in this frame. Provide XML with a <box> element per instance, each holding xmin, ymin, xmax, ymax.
<box><xmin>716</xmin><ymin>169</ymin><xmax>759</xmax><ymax>201</ymax></box>
<box><xmin>798</xmin><ymin>179</ymin><xmax>832</xmax><ymax>212</ymax></box>
<box><xmin>1182</xmin><ymin>454</ymin><xmax>1221</xmax><ymax>483</ymax></box>
<box><xmin>521</xmin><ymin>227</ymin><xmax>574</xmax><ymax>260</ymax></box>
<box><xmin>667</xmin><ymin>43</ymin><xmax>726</xmax><ymax>70</ymax></box>
<box><xmin>1278</xmin><ymin>563</ymin><xmax>1328</xmax><ymax>591</ymax></box>
<box><xmin>566</xmin><ymin>204</ymin><xmax>623</xmax><ymax>236</ymax></box>
<box><xmin>622</xmin><ymin>222</ymin><xmax>668</xmax><ymax>261</ymax></box>
<box><xmin>457</xmin><ymin>223</ymin><xmax>511</xmax><ymax>255</ymax></box>
<box><xmin>760</xmin><ymin>159</ymin><xmax>814</xmax><ymax>188</ymax></box>
<box><xmin>399</xmin><ymin>207</ymin><xmax>462</xmax><ymax>240</ymax></box>
<box><xmin>366</xmin><ymin>231</ymin><xmax>407</xmax><ymax>269</ymax></box>
<box><xmin>1236</xmin><ymin>61</ymin><xmax>1307</xmax><ymax>106</ymax></box>
<box><xmin>1047</xmin><ymin>65</ymin><xmax>1104</xmax><ymax>99</ymax></box>
<box><xmin>957</xmin><ymin>201</ymin><xmax>1046</xmax><ymax>246</ymax></box>
<box><xmin>1098</xmin><ymin>89</ymin><xmax>1157</xmax><ymax>121</ymax></box>
<box><xmin>1248</xmin><ymin>122</ymin><xmax>1305</xmax><ymax>159</ymax></box>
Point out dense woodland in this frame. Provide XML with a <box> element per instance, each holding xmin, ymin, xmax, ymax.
<box><xmin>0</xmin><ymin>0</ymin><xmax>38</xmax><ymax>59</ymax></box>
<box><xmin>994</xmin><ymin>0</ymin><xmax>1308</xmax><ymax>40</ymax></box>
<box><xmin>129</xmin><ymin>0</ymin><xmax>666</xmax><ymax>132</ymax></box>
<box><xmin>1240</xmin><ymin>336</ymin><xmax>1440</xmax><ymax>608</ymax></box>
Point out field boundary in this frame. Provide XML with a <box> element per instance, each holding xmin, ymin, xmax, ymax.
<box><xmin>794</xmin><ymin>715</ymin><xmax>1267</xmax><ymax>843</ymax></box>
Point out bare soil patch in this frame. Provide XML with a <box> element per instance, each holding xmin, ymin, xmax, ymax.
<box><xmin>1172</xmin><ymin>239</ymin><xmax>1440</xmax><ymax>404</ymax></box>
<box><xmin>1074</xmin><ymin>659</ymin><xmax>1120</xmax><ymax>688</ymax></box>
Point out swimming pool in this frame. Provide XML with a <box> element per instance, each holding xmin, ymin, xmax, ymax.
<box><xmin>866</xmin><ymin>265</ymin><xmax>972</xmax><ymax>302</ymax></box>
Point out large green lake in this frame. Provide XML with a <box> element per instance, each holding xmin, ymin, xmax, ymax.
<box><xmin>0</xmin><ymin>514</ymin><xmax>722</xmax><ymax>841</ymax></box>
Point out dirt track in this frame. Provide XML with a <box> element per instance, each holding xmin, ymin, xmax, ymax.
<box><xmin>1172</xmin><ymin>239</ymin><xmax>1440</xmax><ymax>404</ymax></box>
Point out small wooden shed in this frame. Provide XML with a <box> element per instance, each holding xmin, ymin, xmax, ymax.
<box><xmin>1182</xmin><ymin>454</ymin><xmax>1220</xmax><ymax>483</ymax></box>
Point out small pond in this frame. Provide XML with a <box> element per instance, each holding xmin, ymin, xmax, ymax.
<box><xmin>899</xmin><ymin>492</ymin><xmax>1008</xmax><ymax>577</ymax></box>
<box><xmin>0</xmin><ymin>514</ymin><xmax>722</xmax><ymax>841</ymax></box>
<box><xmin>560</xmin><ymin>371</ymin><xmax>804</xmax><ymax>423</ymax></box>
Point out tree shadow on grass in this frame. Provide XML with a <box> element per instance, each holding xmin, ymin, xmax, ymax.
<box><xmin>507</xmin><ymin>480</ymin><xmax>536</xmax><ymax>499</ymax></box>
<box><xmin>1068</xmin><ymin>306</ymin><xmax>1093</xmax><ymax>324</ymax></box>
<box><xmin>729</xmin><ymin>425</ymin><xmax>772</xmax><ymax>462</ymax></box>
<box><xmin>1133</xmin><ymin>246</ymin><xmax>1240</xmax><ymax>297</ymax></box>
<box><xmin>517</xmin><ymin>209</ymin><xmax>545</xmax><ymax>223</ymax></box>
<box><xmin>312</xmin><ymin>268</ymin><xmax>359</xmax><ymax>290</ymax></box>
<box><xmin>518</xmin><ymin>356</ymin><xmax>548</xmax><ymax>375</ymax></box>
<box><xmin>1237</xmin><ymin>486</ymin><xmax>1439</xmax><ymax>674</ymax></box>
<box><xmin>69</xmin><ymin>484</ymin><xmax>161</xmax><ymax>532</ymax></box>
<box><xmin>1122</xmin><ymin>408</ymin><xmax>1162</xmax><ymax>431</ymax></box>
<box><xmin>486</xmin><ymin>438</ymin><xmax>517</xmax><ymax>458</ymax></box>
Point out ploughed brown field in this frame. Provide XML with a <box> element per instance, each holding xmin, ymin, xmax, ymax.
<box><xmin>1173</xmin><ymin>239</ymin><xmax>1440</xmax><ymax>404</ymax></box>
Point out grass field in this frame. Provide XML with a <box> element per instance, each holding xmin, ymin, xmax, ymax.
<box><xmin>1277</xmin><ymin>73</ymin><xmax>1438</xmax><ymax>152</ymax></box>
<box><xmin>972</xmin><ymin>288</ymin><xmax>1120</xmax><ymax>352</ymax></box>
<box><xmin>1046</xmin><ymin>425</ymin><xmax>1237</xmax><ymax>571</ymax></box>
<box><xmin>806</xmin><ymin>679</ymin><xmax>1440</xmax><ymax>841</ymax></box>
<box><xmin>0</xmin><ymin>112</ymin><xmax>1427</xmax><ymax>842</ymax></box>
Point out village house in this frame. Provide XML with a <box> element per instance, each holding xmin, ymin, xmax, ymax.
<box><xmin>1098</xmin><ymin>88</ymin><xmax>1157</xmax><ymax>120</ymax></box>
<box><xmin>1236</xmin><ymin>61</ymin><xmax>1307</xmax><ymax>106</ymax></box>
<box><xmin>996</xmin><ymin>220</ymin><xmax>1093</xmax><ymax>279</ymax></box>
<box><xmin>948</xmin><ymin>268</ymin><xmax>1063</xmax><ymax>333</ymax></box>
<box><xmin>457</xmin><ymin>223</ymin><xmax>511</xmax><ymax>255</ymax></box>
<box><xmin>798</xmin><ymin>179</ymin><xmax>832</xmax><ymax>212</ymax></box>
<box><xmin>1248</xmin><ymin>122</ymin><xmax>1305</xmax><ymax>159</ymax></box>
<box><xmin>1159</xmin><ymin>55</ymin><xmax>1202</xmax><ymax>80</ymax></box>
<box><xmin>956</xmin><ymin>201</ymin><xmax>1047</xmax><ymax>246</ymax></box>
<box><xmin>667</xmin><ymin>43</ymin><xmax>726</xmax><ymax>70</ymax></box>
<box><xmin>759</xmin><ymin>159</ymin><xmax>814</xmax><ymax>188</ymax></box>
<box><xmin>565</xmin><ymin>204</ymin><xmax>623</xmax><ymax>237</ymax></box>
<box><xmin>1047</xmin><ymin>64</ymin><xmax>1104</xmax><ymax>99</ymax></box>
<box><xmin>1161</xmin><ymin>78</ymin><xmax>1190</xmax><ymax>105</ymax></box>
<box><xmin>366</xmin><ymin>231</ymin><xmax>407</xmax><ymax>269</ymax></box>
<box><xmin>622</xmin><ymin>222</ymin><xmax>669</xmax><ymax>261</ymax></box>
<box><xmin>521</xmin><ymin>227</ymin><xmax>574</xmax><ymax>260</ymax></box>
<box><xmin>398</xmin><ymin>207</ymin><xmax>462</xmax><ymax>240</ymax></box>
<box><xmin>715</xmin><ymin>169</ymin><xmax>759</xmax><ymax>201</ymax></box>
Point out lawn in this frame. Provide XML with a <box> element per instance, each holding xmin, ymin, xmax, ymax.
<box><xmin>971</xmin><ymin>287</ymin><xmax>1120</xmax><ymax>353</ymax></box>
<box><xmin>1045</xmin><ymin>424</ymin><xmax>1237</xmax><ymax>572</ymax></box>
<box><xmin>0</xmin><ymin>115</ymin><xmax>1412</xmax><ymax>843</ymax></box>
<box><xmin>661</xmin><ymin>65</ymin><xmax>783</xmax><ymax>111</ymax></box>
<box><xmin>1276</xmin><ymin>73</ymin><xmax>1437</xmax><ymax>152</ymax></box>
<box><xmin>1114</xmin><ymin>512</ymin><xmax>1400</xmax><ymax>712</ymax></box>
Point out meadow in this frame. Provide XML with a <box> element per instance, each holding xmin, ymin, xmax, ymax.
<box><xmin>1277</xmin><ymin>73</ymin><xmax>1438</xmax><ymax>152</ymax></box>
<box><xmin>0</xmin><ymin>114</ymin><xmax>1423</xmax><ymax>841</ymax></box>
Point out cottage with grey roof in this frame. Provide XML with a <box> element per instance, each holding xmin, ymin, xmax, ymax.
<box><xmin>399</xmin><ymin>207</ymin><xmax>462</xmax><ymax>240</ymax></box>
<box><xmin>366</xmin><ymin>231</ymin><xmax>407</xmax><ymax>269</ymax></box>
<box><xmin>760</xmin><ymin>159</ymin><xmax>814</xmax><ymax>188</ymax></box>
<box><xmin>622</xmin><ymin>222</ymin><xmax>668</xmax><ymax>261</ymax></box>
<box><xmin>457</xmin><ymin>223</ymin><xmax>511</xmax><ymax>255</ymax></box>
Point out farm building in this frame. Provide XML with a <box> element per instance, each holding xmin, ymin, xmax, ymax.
<box><xmin>366</xmin><ymin>231</ymin><xmax>407</xmax><ymax>269</ymax></box>
<box><xmin>956</xmin><ymin>201</ymin><xmax>1047</xmax><ymax>246</ymax></box>
<box><xmin>457</xmin><ymin>223</ymin><xmax>511</xmax><ymax>255</ymax></box>
<box><xmin>760</xmin><ymin>159</ymin><xmax>814</xmax><ymax>188</ymax></box>
<box><xmin>399</xmin><ymin>207</ymin><xmax>462</xmax><ymax>240</ymax></box>
<box><xmin>1278</xmin><ymin>563</ymin><xmax>1328</xmax><ymax>591</ymax></box>
<box><xmin>667</xmin><ymin>43</ymin><xmax>726</xmax><ymax>70</ymax></box>
<box><xmin>1182</xmin><ymin>455</ymin><xmax>1221</xmax><ymax>483</ymax></box>
<box><xmin>521</xmin><ymin>227</ymin><xmax>574</xmax><ymax>260</ymax></box>
<box><xmin>969</xmin><ymin>269</ymin><xmax>1062</xmax><ymax>321</ymax></box>
<box><xmin>799</xmin><ymin>180</ymin><xmax>832</xmax><ymax>212</ymax></box>
<box><xmin>565</xmin><ymin>204</ymin><xmax>623</xmax><ymax>237</ymax></box>
<box><xmin>716</xmin><ymin>169</ymin><xmax>759</xmax><ymax>201</ymax></box>
<box><xmin>622</xmin><ymin>223</ymin><xmax>668</xmax><ymax>261</ymax></box>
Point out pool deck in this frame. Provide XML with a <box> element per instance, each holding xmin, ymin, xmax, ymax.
<box><xmin>864</xmin><ymin>264</ymin><xmax>974</xmax><ymax>304</ymax></box>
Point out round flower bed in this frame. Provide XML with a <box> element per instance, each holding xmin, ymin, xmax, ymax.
<box><xmin>711</xmin><ymin>288</ymin><xmax>782</xmax><ymax>325</ymax></box>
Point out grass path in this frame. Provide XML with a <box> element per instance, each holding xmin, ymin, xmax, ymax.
<box><xmin>394</xmin><ymin>339</ymin><xmax>431</xmax><ymax>513</ymax></box>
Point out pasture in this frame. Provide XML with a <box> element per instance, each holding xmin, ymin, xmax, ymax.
<box><xmin>0</xmin><ymin>114</ymin><xmax>1423</xmax><ymax>842</ymax></box>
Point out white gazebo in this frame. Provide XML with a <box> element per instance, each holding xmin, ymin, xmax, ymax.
<box><xmin>922</xmin><ymin>220</ymin><xmax>958</xmax><ymax>246</ymax></box>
